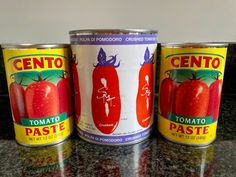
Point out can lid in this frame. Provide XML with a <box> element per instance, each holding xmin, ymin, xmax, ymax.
<box><xmin>161</xmin><ymin>42</ymin><xmax>228</xmax><ymax>48</ymax></box>
<box><xmin>1</xmin><ymin>43</ymin><xmax>70</xmax><ymax>49</ymax></box>
<box><xmin>69</xmin><ymin>29</ymin><xmax>158</xmax><ymax>35</ymax></box>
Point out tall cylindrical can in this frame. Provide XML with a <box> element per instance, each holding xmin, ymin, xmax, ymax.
<box><xmin>158</xmin><ymin>43</ymin><xmax>228</xmax><ymax>146</ymax></box>
<box><xmin>70</xmin><ymin>29</ymin><xmax>158</xmax><ymax>145</ymax></box>
<box><xmin>2</xmin><ymin>44</ymin><xmax>74</xmax><ymax>146</ymax></box>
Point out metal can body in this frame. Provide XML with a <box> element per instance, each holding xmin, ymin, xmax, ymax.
<box><xmin>2</xmin><ymin>44</ymin><xmax>74</xmax><ymax>146</ymax></box>
<box><xmin>70</xmin><ymin>29</ymin><xmax>158</xmax><ymax>145</ymax></box>
<box><xmin>158</xmin><ymin>43</ymin><xmax>228</xmax><ymax>146</ymax></box>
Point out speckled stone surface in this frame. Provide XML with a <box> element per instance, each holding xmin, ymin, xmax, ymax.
<box><xmin>0</xmin><ymin>95</ymin><xmax>235</xmax><ymax>177</ymax></box>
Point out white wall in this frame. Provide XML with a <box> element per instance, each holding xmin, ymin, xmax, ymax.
<box><xmin>0</xmin><ymin>0</ymin><xmax>236</xmax><ymax>43</ymax></box>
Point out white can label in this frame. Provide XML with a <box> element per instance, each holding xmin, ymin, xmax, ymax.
<box><xmin>71</xmin><ymin>33</ymin><xmax>158</xmax><ymax>144</ymax></box>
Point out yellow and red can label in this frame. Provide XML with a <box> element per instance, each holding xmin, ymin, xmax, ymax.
<box><xmin>158</xmin><ymin>46</ymin><xmax>227</xmax><ymax>145</ymax></box>
<box><xmin>3</xmin><ymin>47</ymin><xmax>73</xmax><ymax>146</ymax></box>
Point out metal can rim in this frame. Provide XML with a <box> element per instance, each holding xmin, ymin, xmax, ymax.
<box><xmin>1</xmin><ymin>43</ymin><xmax>70</xmax><ymax>49</ymax></box>
<box><xmin>69</xmin><ymin>29</ymin><xmax>158</xmax><ymax>35</ymax></box>
<box><xmin>161</xmin><ymin>42</ymin><xmax>228</xmax><ymax>48</ymax></box>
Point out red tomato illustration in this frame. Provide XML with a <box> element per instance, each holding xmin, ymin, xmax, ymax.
<box><xmin>159</xmin><ymin>71</ymin><xmax>176</xmax><ymax>118</ymax></box>
<box><xmin>25</xmin><ymin>75</ymin><xmax>59</xmax><ymax>118</ymax></box>
<box><xmin>57</xmin><ymin>72</ymin><xmax>73</xmax><ymax>116</ymax></box>
<box><xmin>207</xmin><ymin>74</ymin><xmax>223</xmax><ymax>121</ymax></box>
<box><xmin>175</xmin><ymin>73</ymin><xmax>210</xmax><ymax>117</ymax></box>
<box><xmin>136</xmin><ymin>47</ymin><xmax>154</xmax><ymax>128</ymax></box>
<box><xmin>72</xmin><ymin>54</ymin><xmax>81</xmax><ymax>124</ymax></box>
<box><xmin>92</xmin><ymin>48</ymin><xmax>121</xmax><ymax>134</ymax></box>
<box><xmin>9</xmin><ymin>80</ymin><xmax>26</xmax><ymax>123</ymax></box>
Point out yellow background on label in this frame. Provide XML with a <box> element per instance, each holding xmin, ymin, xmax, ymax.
<box><xmin>160</xmin><ymin>47</ymin><xmax>227</xmax><ymax>82</ymax></box>
<box><xmin>158</xmin><ymin>115</ymin><xmax>217</xmax><ymax>145</ymax></box>
<box><xmin>3</xmin><ymin>48</ymin><xmax>70</xmax><ymax>86</ymax></box>
<box><xmin>14</xmin><ymin>117</ymin><xmax>73</xmax><ymax>146</ymax></box>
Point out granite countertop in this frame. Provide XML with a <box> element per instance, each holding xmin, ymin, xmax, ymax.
<box><xmin>0</xmin><ymin>95</ymin><xmax>235</xmax><ymax>177</ymax></box>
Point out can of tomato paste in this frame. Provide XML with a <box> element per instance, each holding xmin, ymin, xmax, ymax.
<box><xmin>70</xmin><ymin>29</ymin><xmax>158</xmax><ymax>145</ymax></box>
<box><xmin>158</xmin><ymin>43</ymin><xmax>228</xmax><ymax>146</ymax></box>
<box><xmin>2</xmin><ymin>44</ymin><xmax>74</xmax><ymax>146</ymax></box>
